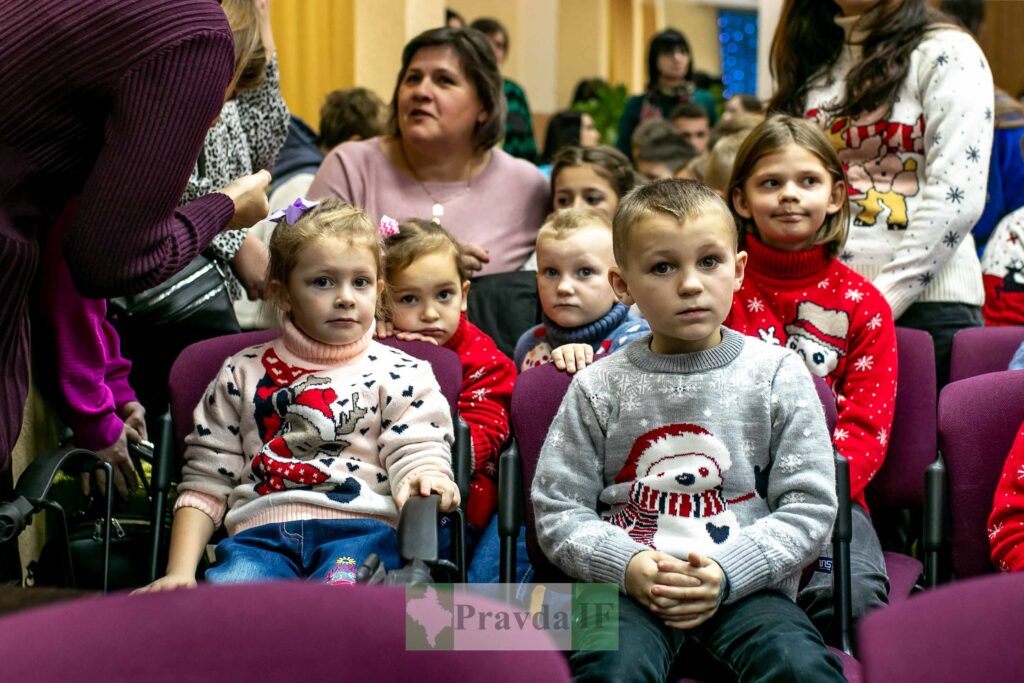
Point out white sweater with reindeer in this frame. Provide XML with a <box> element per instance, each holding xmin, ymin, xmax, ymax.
<box><xmin>175</xmin><ymin>320</ymin><xmax>454</xmax><ymax>536</ymax></box>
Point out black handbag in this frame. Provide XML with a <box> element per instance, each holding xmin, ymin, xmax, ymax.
<box><xmin>108</xmin><ymin>254</ymin><xmax>241</xmax><ymax>337</ymax></box>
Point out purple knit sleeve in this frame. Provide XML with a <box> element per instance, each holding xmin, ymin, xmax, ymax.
<box><xmin>62</xmin><ymin>30</ymin><xmax>236</xmax><ymax>298</ymax></box>
<box><xmin>102</xmin><ymin>318</ymin><xmax>138</xmax><ymax>410</ymax></box>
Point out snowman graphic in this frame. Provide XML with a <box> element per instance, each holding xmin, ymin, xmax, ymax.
<box><xmin>781</xmin><ymin>301</ymin><xmax>850</xmax><ymax>377</ymax></box>
<box><xmin>607</xmin><ymin>424</ymin><xmax>748</xmax><ymax>556</ymax></box>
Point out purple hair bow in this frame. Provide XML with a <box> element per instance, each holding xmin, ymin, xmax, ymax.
<box><xmin>268</xmin><ymin>197</ymin><xmax>320</xmax><ymax>225</ymax></box>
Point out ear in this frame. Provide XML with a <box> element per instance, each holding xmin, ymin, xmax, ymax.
<box><xmin>376</xmin><ymin>279</ymin><xmax>385</xmax><ymax>297</ymax></box>
<box><xmin>826</xmin><ymin>179</ymin><xmax>847</xmax><ymax>215</ymax></box>
<box><xmin>609</xmin><ymin>266</ymin><xmax>634</xmax><ymax>305</ymax></box>
<box><xmin>460</xmin><ymin>279</ymin><xmax>472</xmax><ymax>312</ymax></box>
<box><xmin>733</xmin><ymin>250</ymin><xmax>748</xmax><ymax>292</ymax></box>
<box><xmin>731</xmin><ymin>187</ymin><xmax>752</xmax><ymax>219</ymax></box>
<box><xmin>269</xmin><ymin>279</ymin><xmax>290</xmax><ymax>312</ymax></box>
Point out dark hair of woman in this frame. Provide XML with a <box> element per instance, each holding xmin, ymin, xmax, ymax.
<box><xmin>646</xmin><ymin>28</ymin><xmax>694</xmax><ymax>90</ymax></box>
<box><xmin>571</xmin><ymin>78</ymin><xmax>608</xmax><ymax>106</ymax></box>
<box><xmin>541</xmin><ymin>111</ymin><xmax>584</xmax><ymax>164</ymax></box>
<box><xmin>769</xmin><ymin>0</ymin><xmax>951</xmax><ymax>118</ymax></box>
<box><xmin>387</xmin><ymin>27</ymin><xmax>506</xmax><ymax>151</ymax></box>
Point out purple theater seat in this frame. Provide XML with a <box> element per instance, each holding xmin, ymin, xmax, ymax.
<box><xmin>0</xmin><ymin>583</ymin><xmax>572</xmax><ymax>682</ymax></box>
<box><xmin>949</xmin><ymin>325</ymin><xmax>1024</xmax><ymax>383</ymax></box>
<box><xmin>858</xmin><ymin>573</ymin><xmax>1024</xmax><ymax>682</ymax></box>
<box><xmin>168</xmin><ymin>330</ymin><xmax>463</xmax><ymax>455</ymax></box>
<box><xmin>939</xmin><ymin>370</ymin><xmax>1024</xmax><ymax>578</ymax></box>
<box><xmin>867</xmin><ymin>327</ymin><xmax>935</xmax><ymax>602</ymax></box>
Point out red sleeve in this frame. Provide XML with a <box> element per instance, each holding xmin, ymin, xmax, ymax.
<box><xmin>63</xmin><ymin>31</ymin><xmax>236</xmax><ymax>297</ymax></box>
<box><xmin>990</xmin><ymin>422</ymin><xmax>1024</xmax><ymax>572</ymax></box>
<box><xmin>831</xmin><ymin>290</ymin><xmax>898</xmax><ymax>506</ymax></box>
<box><xmin>457</xmin><ymin>333</ymin><xmax>517</xmax><ymax>529</ymax></box>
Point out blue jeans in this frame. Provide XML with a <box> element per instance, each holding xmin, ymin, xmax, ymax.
<box><xmin>204</xmin><ymin>518</ymin><xmax>400</xmax><ymax>585</ymax></box>
<box><xmin>466</xmin><ymin>515</ymin><xmax>533</xmax><ymax>584</ymax></box>
<box><xmin>571</xmin><ymin>590</ymin><xmax>845</xmax><ymax>683</ymax></box>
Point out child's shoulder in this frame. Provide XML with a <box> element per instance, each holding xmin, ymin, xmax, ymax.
<box><xmin>365</xmin><ymin>339</ymin><xmax>430</xmax><ymax>371</ymax></box>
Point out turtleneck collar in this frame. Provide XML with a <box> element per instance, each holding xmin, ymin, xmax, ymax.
<box><xmin>542</xmin><ymin>302</ymin><xmax>630</xmax><ymax>347</ymax></box>
<box><xmin>743</xmin><ymin>234</ymin><xmax>832</xmax><ymax>281</ymax></box>
<box><xmin>625</xmin><ymin>327</ymin><xmax>745</xmax><ymax>374</ymax></box>
<box><xmin>280</xmin><ymin>316</ymin><xmax>371</xmax><ymax>365</ymax></box>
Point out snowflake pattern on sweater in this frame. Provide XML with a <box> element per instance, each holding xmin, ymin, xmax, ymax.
<box><xmin>726</xmin><ymin>237</ymin><xmax>897</xmax><ymax>506</ymax></box>
<box><xmin>804</xmin><ymin>20</ymin><xmax>993</xmax><ymax>319</ymax></box>
<box><xmin>981</xmin><ymin>205</ymin><xmax>1024</xmax><ymax>325</ymax></box>
<box><xmin>176</xmin><ymin>325</ymin><xmax>453</xmax><ymax>536</ymax></box>
<box><xmin>989</xmin><ymin>421</ymin><xmax>1024</xmax><ymax>572</ymax></box>
<box><xmin>444</xmin><ymin>314</ymin><xmax>517</xmax><ymax>529</ymax></box>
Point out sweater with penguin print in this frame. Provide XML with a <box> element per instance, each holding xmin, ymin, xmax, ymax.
<box><xmin>175</xmin><ymin>319</ymin><xmax>454</xmax><ymax>536</ymax></box>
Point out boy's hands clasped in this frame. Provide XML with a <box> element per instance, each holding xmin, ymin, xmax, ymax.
<box><xmin>625</xmin><ymin>550</ymin><xmax>727</xmax><ymax>630</ymax></box>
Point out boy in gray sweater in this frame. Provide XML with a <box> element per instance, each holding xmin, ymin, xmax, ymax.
<box><xmin>533</xmin><ymin>180</ymin><xmax>845</xmax><ymax>682</ymax></box>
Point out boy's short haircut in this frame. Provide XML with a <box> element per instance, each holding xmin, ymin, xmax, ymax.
<box><xmin>705</xmin><ymin>131</ymin><xmax>752</xmax><ymax>195</ymax></box>
<box><xmin>613</xmin><ymin>179</ymin><xmax>736</xmax><ymax>266</ymax></box>
<box><xmin>631</xmin><ymin>119</ymin><xmax>677</xmax><ymax>151</ymax></box>
<box><xmin>669</xmin><ymin>101</ymin><xmax>710</xmax><ymax>122</ymax></box>
<box><xmin>319</xmin><ymin>88</ymin><xmax>386</xmax><ymax>150</ymax></box>
<box><xmin>537</xmin><ymin>207</ymin><xmax>613</xmax><ymax>244</ymax></box>
<box><xmin>709</xmin><ymin>111</ymin><xmax>765</xmax><ymax>151</ymax></box>
<box><xmin>636</xmin><ymin>133</ymin><xmax>698</xmax><ymax>175</ymax></box>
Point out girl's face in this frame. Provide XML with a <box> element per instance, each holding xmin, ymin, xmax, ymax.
<box><xmin>732</xmin><ymin>143</ymin><xmax>846</xmax><ymax>252</ymax></box>
<box><xmin>553</xmin><ymin>164</ymin><xmax>618</xmax><ymax>216</ymax></box>
<box><xmin>281</xmin><ymin>237</ymin><xmax>382</xmax><ymax>346</ymax></box>
<box><xmin>656</xmin><ymin>47</ymin><xmax>690</xmax><ymax>83</ymax></box>
<box><xmin>397</xmin><ymin>46</ymin><xmax>486</xmax><ymax>148</ymax></box>
<box><xmin>833</xmin><ymin>0</ymin><xmax>888</xmax><ymax>16</ymax></box>
<box><xmin>579</xmin><ymin>114</ymin><xmax>601</xmax><ymax>147</ymax></box>
<box><xmin>388</xmin><ymin>249</ymin><xmax>470</xmax><ymax>346</ymax></box>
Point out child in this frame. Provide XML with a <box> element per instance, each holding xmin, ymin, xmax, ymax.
<box><xmin>532</xmin><ymin>179</ymin><xmax>843</xmax><ymax>682</ymax></box>
<box><xmin>981</xmin><ymin>205</ymin><xmax>1024</xmax><ymax>326</ymax></box>
<box><xmin>989</xmin><ymin>418</ymin><xmax>1024</xmax><ymax>572</ymax></box>
<box><xmin>551</xmin><ymin>145</ymin><xmax>639</xmax><ymax>218</ymax></box>
<box><xmin>669</xmin><ymin>101</ymin><xmax>710</xmax><ymax>154</ymax></box>
<box><xmin>138</xmin><ymin>199</ymin><xmax>458</xmax><ymax>591</ymax></box>
<box><xmin>725</xmin><ymin>115</ymin><xmax>896</xmax><ymax>637</ymax></box>
<box><xmin>515</xmin><ymin>208</ymin><xmax>649</xmax><ymax>373</ymax></box>
<box><xmin>635</xmin><ymin>131</ymin><xmax>697</xmax><ymax>182</ymax></box>
<box><xmin>381</xmin><ymin>220</ymin><xmax>517</xmax><ymax>541</ymax></box>
<box><xmin>702</xmin><ymin>131</ymin><xmax>749</xmax><ymax>198</ymax></box>
<box><xmin>318</xmin><ymin>87</ymin><xmax>386</xmax><ymax>152</ymax></box>
<box><xmin>772</xmin><ymin>0</ymin><xmax>993</xmax><ymax>388</ymax></box>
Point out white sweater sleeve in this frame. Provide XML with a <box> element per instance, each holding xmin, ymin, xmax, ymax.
<box><xmin>873</xmin><ymin>29</ymin><xmax>994</xmax><ymax>319</ymax></box>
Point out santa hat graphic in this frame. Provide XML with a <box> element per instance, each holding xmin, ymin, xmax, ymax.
<box><xmin>783</xmin><ymin>301</ymin><xmax>850</xmax><ymax>355</ymax></box>
<box><xmin>616</xmin><ymin>423</ymin><xmax>731</xmax><ymax>485</ymax></box>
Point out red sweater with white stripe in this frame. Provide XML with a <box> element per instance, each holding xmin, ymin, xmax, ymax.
<box><xmin>443</xmin><ymin>315</ymin><xmax>517</xmax><ymax>529</ymax></box>
<box><xmin>990</xmin><ymin>421</ymin><xmax>1024</xmax><ymax>572</ymax></box>
<box><xmin>726</xmin><ymin>236</ymin><xmax>898</xmax><ymax>508</ymax></box>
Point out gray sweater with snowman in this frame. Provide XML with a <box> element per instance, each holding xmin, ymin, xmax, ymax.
<box><xmin>532</xmin><ymin>328</ymin><xmax>837</xmax><ymax>603</ymax></box>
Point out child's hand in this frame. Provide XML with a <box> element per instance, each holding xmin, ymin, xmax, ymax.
<box><xmin>395</xmin><ymin>472</ymin><xmax>461</xmax><ymax>513</ymax></box>
<box><xmin>131</xmin><ymin>573</ymin><xmax>197</xmax><ymax>594</ymax></box>
<box><xmin>625</xmin><ymin>550</ymin><xmax>700</xmax><ymax>608</ymax></box>
<box><xmin>458</xmin><ymin>241</ymin><xmax>490</xmax><ymax>272</ymax></box>
<box><xmin>552</xmin><ymin>344</ymin><xmax>594</xmax><ymax>374</ymax></box>
<box><xmin>652</xmin><ymin>552</ymin><xmax>726</xmax><ymax>630</ymax></box>
<box><xmin>376</xmin><ymin>319</ymin><xmax>395</xmax><ymax>338</ymax></box>
<box><xmin>375</xmin><ymin>320</ymin><xmax>439</xmax><ymax>346</ymax></box>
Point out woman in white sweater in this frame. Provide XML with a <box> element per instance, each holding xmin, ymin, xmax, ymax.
<box><xmin>769</xmin><ymin>0</ymin><xmax>994</xmax><ymax>387</ymax></box>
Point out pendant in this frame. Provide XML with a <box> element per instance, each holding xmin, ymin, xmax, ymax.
<box><xmin>431</xmin><ymin>203</ymin><xmax>444</xmax><ymax>225</ymax></box>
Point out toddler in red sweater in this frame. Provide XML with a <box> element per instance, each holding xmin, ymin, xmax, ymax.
<box><xmin>725</xmin><ymin>116</ymin><xmax>897</xmax><ymax>642</ymax></box>
<box><xmin>381</xmin><ymin>220</ymin><xmax>517</xmax><ymax>538</ymax></box>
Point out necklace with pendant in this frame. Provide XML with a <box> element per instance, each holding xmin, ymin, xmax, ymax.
<box><xmin>399</xmin><ymin>142</ymin><xmax>474</xmax><ymax>225</ymax></box>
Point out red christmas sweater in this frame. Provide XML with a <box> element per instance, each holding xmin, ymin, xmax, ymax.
<box><xmin>726</xmin><ymin>236</ymin><xmax>898</xmax><ymax>508</ymax></box>
<box><xmin>444</xmin><ymin>314</ymin><xmax>517</xmax><ymax>529</ymax></box>
<box><xmin>989</xmin><ymin>420</ymin><xmax>1024</xmax><ymax>571</ymax></box>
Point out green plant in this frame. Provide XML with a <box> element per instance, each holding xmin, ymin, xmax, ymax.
<box><xmin>572</xmin><ymin>83</ymin><xmax>629</xmax><ymax>147</ymax></box>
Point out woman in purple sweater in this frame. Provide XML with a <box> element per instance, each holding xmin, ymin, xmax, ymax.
<box><xmin>309</xmin><ymin>27</ymin><xmax>549</xmax><ymax>276</ymax></box>
<box><xmin>0</xmin><ymin>0</ymin><xmax>270</xmax><ymax>469</ymax></box>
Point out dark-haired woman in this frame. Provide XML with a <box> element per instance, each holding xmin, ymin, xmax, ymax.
<box><xmin>309</xmin><ymin>27</ymin><xmax>548</xmax><ymax>275</ymax></box>
<box><xmin>538</xmin><ymin>111</ymin><xmax>600</xmax><ymax>176</ymax></box>
<box><xmin>615</xmin><ymin>29</ymin><xmax>717</xmax><ymax>160</ymax></box>
<box><xmin>771</xmin><ymin>0</ymin><xmax>993</xmax><ymax>389</ymax></box>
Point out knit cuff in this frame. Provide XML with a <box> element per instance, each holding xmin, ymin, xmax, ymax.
<box><xmin>707</xmin><ymin>539</ymin><xmax>770</xmax><ymax>604</ymax></box>
<box><xmin>73</xmin><ymin>414</ymin><xmax>125</xmax><ymax>453</ymax></box>
<box><xmin>175</xmin><ymin>490</ymin><xmax>226</xmax><ymax>527</ymax></box>
<box><xmin>588</xmin><ymin>532</ymin><xmax>647</xmax><ymax>592</ymax></box>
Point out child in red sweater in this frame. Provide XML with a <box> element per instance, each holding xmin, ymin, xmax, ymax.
<box><xmin>990</xmin><ymin>419</ymin><xmax>1024</xmax><ymax>572</ymax></box>
<box><xmin>381</xmin><ymin>220</ymin><xmax>517</xmax><ymax>550</ymax></box>
<box><xmin>725</xmin><ymin>116</ymin><xmax>897</xmax><ymax>641</ymax></box>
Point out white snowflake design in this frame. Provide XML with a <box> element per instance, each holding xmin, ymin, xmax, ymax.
<box><xmin>844</xmin><ymin>289</ymin><xmax>864</xmax><ymax>302</ymax></box>
<box><xmin>866</xmin><ymin>314</ymin><xmax>883</xmax><ymax>330</ymax></box>
<box><xmin>747</xmin><ymin>297</ymin><xmax>765</xmax><ymax>313</ymax></box>
<box><xmin>469</xmin><ymin>367</ymin><xmax>486</xmax><ymax>381</ymax></box>
<box><xmin>834</xmin><ymin>427</ymin><xmax>849</xmax><ymax>441</ymax></box>
<box><xmin>989</xmin><ymin>522</ymin><xmax>1003</xmax><ymax>541</ymax></box>
<box><xmin>877</xmin><ymin>427</ymin><xmax>888</xmax><ymax>447</ymax></box>
<box><xmin>778</xmin><ymin>454</ymin><xmax>804</xmax><ymax>474</ymax></box>
<box><xmin>1017</xmin><ymin>464</ymin><xmax>1024</xmax><ymax>480</ymax></box>
<box><xmin>780</xmin><ymin>492</ymin><xmax>807</xmax><ymax>506</ymax></box>
<box><xmin>471</xmin><ymin>387</ymin><xmax>489</xmax><ymax>401</ymax></box>
<box><xmin>853</xmin><ymin>355</ymin><xmax>875</xmax><ymax>372</ymax></box>
<box><xmin>817</xmin><ymin>277</ymin><xmax>830</xmax><ymax>289</ymax></box>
